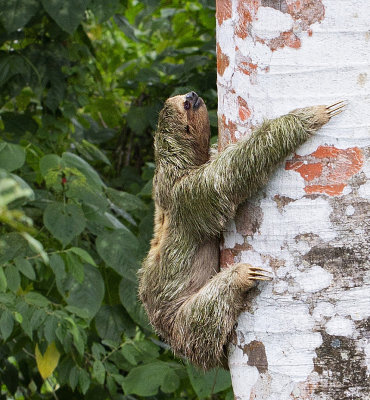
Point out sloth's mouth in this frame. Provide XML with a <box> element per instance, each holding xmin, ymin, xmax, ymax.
<box><xmin>185</xmin><ymin>91</ymin><xmax>202</xmax><ymax>110</ymax></box>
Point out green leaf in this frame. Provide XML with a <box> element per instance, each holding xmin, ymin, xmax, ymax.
<box><xmin>68</xmin><ymin>247</ymin><xmax>97</xmax><ymax>267</ymax></box>
<box><xmin>0</xmin><ymin>309</ymin><xmax>14</xmax><ymax>340</ymax></box>
<box><xmin>22</xmin><ymin>233</ymin><xmax>49</xmax><ymax>265</ymax></box>
<box><xmin>14</xmin><ymin>311</ymin><xmax>22</xmax><ymax>323</ymax></box>
<box><xmin>119</xmin><ymin>277</ymin><xmax>150</xmax><ymax>329</ymax></box>
<box><xmin>39</xmin><ymin>154</ymin><xmax>63</xmax><ymax>177</ymax></box>
<box><xmin>66</xmin><ymin>181</ymin><xmax>109</xmax><ymax>210</ymax></box>
<box><xmin>14</xmin><ymin>257</ymin><xmax>35</xmax><ymax>280</ymax></box>
<box><xmin>121</xmin><ymin>343</ymin><xmax>138</xmax><ymax>365</ymax></box>
<box><xmin>93</xmin><ymin>360</ymin><xmax>105</xmax><ymax>385</ymax></box>
<box><xmin>0</xmin><ymin>232</ymin><xmax>29</xmax><ymax>265</ymax></box>
<box><xmin>16</xmin><ymin>301</ymin><xmax>32</xmax><ymax>337</ymax></box>
<box><xmin>62</xmin><ymin>152</ymin><xmax>104</xmax><ymax>190</ymax></box>
<box><xmin>114</xmin><ymin>15</ymin><xmax>139</xmax><ymax>42</ymax></box>
<box><xmin>187</xmin><ymin>365</ymin><xmax>232</xmax><ymax>398</ymax></box>
<box><xmin>0</xmin><ymin>0</ymin><xmax>39</xmax><ymax>33</ymax></box>
<box><xmin>89</xmin><ymin>0</ymin><xmax>119</xmax><ymax>22</ymax></box>
<box><xmin>0</xmin><ymin>142</ymin><xmax>26</xmax><ymax>172</ymax></box>
<box><xmin>30</xmin><ymin>308</ymin><xmax>47</xmax><ymax>330</ymax></box>
<box><xmin>122</xmin><ymin>361</ymin><xmax>179</xmax><ymax>396</ymax></box>
<box><xmin>161</xmin><ymin>369</ymin><xmax>180</xmax><ymax>393</ymax></box>
<box><xmin>76</xmin><ymin>140</ymin><xmax>111</xmax><ymax>166</ymax></box>
<box><xmin>24</xmin><ymin>292</ymin><xmax>50</xmax><ymax>307</ymax></box>
<box><xmin>95</xmin><ymin>305</ymin><xmax>135</xmax><ymax>342</ymax></box>
<box><xmin>43</xmin><ymin>202</ymin><xmax>86</xmax><ymax>247</ymax></box>
<box><xmin>91</xmin><ymin>342</ymin><xmax>105</xmax><ymax>360</ymax></box>
<box><xmin>43</xmin><ymin>315</ymin><xmax>58</xmax><ymax>344</ymax></box>
<box><xmin>4</xmin><ymin>266</ymin><xmax>20</xmax><ymax>292</ymax></box>
<box><xmin>49</xmin><ymin>253</ymin><xmax>66</xmax><ymax>285</ymax></box>
<box><xmin>0</xmin><ymin>55</ymin><xmax>28</xmax><ymax>87</ymax></box>
<box><xmin>79</xmin><ymin>369</ymin><xmax>90</xmax><ymax>394</ymax></box>
<box><xmin>106</xmin><ymin>375</ymin><xmax>116</xmax><ymax>396</ymax></box>
<box><xmin>0</xmin><ymin>268</ymin><xmax>7</xmax><ymax>292</ymax></box>
<box><xmin>64</xmin><ymin>264</ymin><xmax>104</xmax><ymax>319</ymax></box>
<box><xmin>121</xmin><ymin>338</ymin><xmax>159</xmax><ymax>365</ymax></box>
<box><xmin>41</xmin><ymin>0</ymin><xmax>89</xmax><ymax>34</ymax></box>
<box><xmin>105</xmin><ymin>188</ymin><xmax>147</xmax><ymax>213</ymax></box>
<box><xmin>67</xmin><ymin>319</ymin><xmax>85</xmax><ymax>356</ymax></box>
<box><xmin>65</xmin><ymin>252</ymin><xmax>84</xmax><ymax>283</ymax></box>
<box><xmin>69</xmin><ymin>366</ymin><xmax>79</xmax><ymax>390</ymax></box>
<box><xmin>96</xmin><ymin>229</ymin><xmax>139</xmax><ymax>277</ymax></box>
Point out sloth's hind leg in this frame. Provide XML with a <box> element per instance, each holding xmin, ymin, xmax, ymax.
<box><xmin>171</xmin><ymin>263</ymin><xmax>271</xmax><ymax>370</ymax></box>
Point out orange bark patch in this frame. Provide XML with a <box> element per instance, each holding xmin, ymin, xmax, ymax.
<box><xmin>239</xmin><ymin>61</ymin><xmax>258</xmax><ymax>75</ymax></box>
<box><xmin>235</xmin><ymin>48</ymin><xmax>259</xmax><ymax>83</ymax></box>
<box><xmin>286</xmin><ymin>146</ymin><xmax>364</xmax><ymax>196</ymax></box>
<box><xmin>285</xmin><ymin>161</ymin><xmax>323</xmax><ymax>181</ymax></box>
<box><xmin>267</xmin><ymin>31</ymin><xmax>302</xmax><ymax>51</ymax></box>
<box><xmin>216</xmin><ymin>0</ymin><xmax>232</xmax><ymax>25</ymax></box>
<box><xmin>218</xmin><ymin>114</ymin><xmax>238</xmax><ymax>150</ymax></box>
<box><xmin>236</xmin><ymin>0</ymin><xmax>261</xmax><ymax>39</ymax></box>
<box><xmin>286</xmin><ymin>0</ymin><xmax>325</xmax><ymax>30</ymax></box>
<box><xmin>217</xmin><ymin>43</ymin><xmax>230</xmax><ymax>76</ymax></box>
<box><xmin>238</xmin><ymin>96</ymin><xmax>251</xmax><ymax>121</ymax></box>
<box><xmin>283</xmin><ymin>31</ymin><xmax>302</xmax><ymax>48</ymax></box>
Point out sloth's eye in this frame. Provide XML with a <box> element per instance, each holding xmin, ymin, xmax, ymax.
<box><xmin>186</xmin><ymin>125</ymin><xmax>190</xmax><ymax>133</ymax></box>
<box><xmin>184</xmin><ymin>100</ymin><xmax>191</xmax><ymax>110</ymax></box>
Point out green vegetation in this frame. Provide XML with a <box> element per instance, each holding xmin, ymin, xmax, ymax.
<box><xmin>0</xmin><ymin>0</ymin><xmax>232</xmax><ymax>398</ymax></box>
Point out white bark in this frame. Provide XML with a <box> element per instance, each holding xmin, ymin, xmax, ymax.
<box><xmin>216</xmin><ymin>1</ymin><xmax>370</xmax><ymax>399</ymax></box>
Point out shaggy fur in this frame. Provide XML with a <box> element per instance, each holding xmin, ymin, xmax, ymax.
<box><xmin>138</xmin><ymin>93</ymin><xmax>337</xmax><ymax>370</ymax></box>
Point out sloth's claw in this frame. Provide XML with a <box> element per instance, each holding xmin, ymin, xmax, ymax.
<box><xmin>248</xmin><ymin>267</ymin><xmax>273</xmax><ymax>281</ymax></box>
<box><xmin>326</xmin><ymin>100</ymin><xmax>347</xmax><ymax>119</ymax></box>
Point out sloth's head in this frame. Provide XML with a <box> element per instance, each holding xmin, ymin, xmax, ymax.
<box><xmin>156</xmin><ymin>91</ymin><xmax>211</xmax><ymax>166</ymax></box>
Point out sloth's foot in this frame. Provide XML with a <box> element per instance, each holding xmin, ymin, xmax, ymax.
<box><xmin>234</xmin><ymin>263</ymin><xmax>273</xmax><ymax>289</ymax></box>
<box><xmin>307</xmin><ymin>100</ymin><xmax>347</xmax><ymax>128</ymax></box>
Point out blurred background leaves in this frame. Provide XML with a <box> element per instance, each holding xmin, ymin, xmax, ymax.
<box><xmin>0</xmin><ymin>0</ymin><xmax>229</xmax><ymax>399</ymax></box>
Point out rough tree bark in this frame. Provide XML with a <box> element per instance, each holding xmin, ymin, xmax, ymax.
<box><xmin>216</xmin><ymin>1</ymin><xmax>370</xmax><ymax>399</ymax></box>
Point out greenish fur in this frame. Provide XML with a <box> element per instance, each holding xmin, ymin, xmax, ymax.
<box><xmin>138</xmin><ymin>96</ymin><xmax>330</xmax><ymax>370</ymax></box>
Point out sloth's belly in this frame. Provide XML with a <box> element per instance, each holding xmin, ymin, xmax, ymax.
<box><xmin>185</xmin><ymin>239</ymin><xmax>220</xmax><ymax>294</ymax></box>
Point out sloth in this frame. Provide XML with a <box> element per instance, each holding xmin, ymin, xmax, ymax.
<box><xmin>138</xmin><ymin>91</ymin><xmax>344</xmax><ymax>369</ymax></box>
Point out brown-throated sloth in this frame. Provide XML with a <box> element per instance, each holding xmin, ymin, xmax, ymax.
<box><xmin>138</xmin><ymin>91</ymin><xmax>344</xmax><ymax>370</ymax></box>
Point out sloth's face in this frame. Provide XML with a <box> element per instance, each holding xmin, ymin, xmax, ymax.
<box><xmin>157</xmin><ymin>92</ymin><xmax>211</xmax><ymax>165</ymax></box>
<box><xmin>164</xmin><ymin>92</ymin><xmax>210</xmax><ymax>138</ymax></box>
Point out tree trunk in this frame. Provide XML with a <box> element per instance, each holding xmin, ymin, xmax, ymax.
<box><xmin>216</xmin><ymin>1</ymin><xmax>370</xmax><ymax>399</ymax></box>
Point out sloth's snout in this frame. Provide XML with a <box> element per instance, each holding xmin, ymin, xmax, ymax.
<box><xmin>185</xmin><ymin>91</ymin><xmax>202</xmax><ymax>110</ymax></box>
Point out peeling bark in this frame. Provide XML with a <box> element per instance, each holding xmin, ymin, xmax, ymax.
<box><xmin>216</xmin><ymin>0</ymin><xmax>370</xmax><ymax>398</ymax></box>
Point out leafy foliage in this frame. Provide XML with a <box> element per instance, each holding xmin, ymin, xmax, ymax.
<box><xmin>0</xmin><ymin>0</ymin><xmax>231</xmax><ymax>398</ymax></box>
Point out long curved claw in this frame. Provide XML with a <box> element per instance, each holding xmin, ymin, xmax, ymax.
<box><xmin>250</xmin><ymin>276</ymin><xmax>273</xmax><ymax>281</ymax></box>
<box><xmin>326</xmin><ymin>100</ymin><xmax>347</xmax><ymax>119</ymax></box>
<box><xmin>249</xmin><ymin>267</ymin><xmax>273</xmax><ymax>281</ymax></box>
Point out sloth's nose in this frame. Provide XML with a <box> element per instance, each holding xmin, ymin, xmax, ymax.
<box><xmin>185</xmin><ymin>91</ymin><xmax>201</xmax><ymax>109</ymax></box>
<box><xmin>185</xmin><ymin>91</ymin><xmax>198</xmax><ymax>103</ymax></box>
